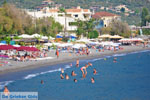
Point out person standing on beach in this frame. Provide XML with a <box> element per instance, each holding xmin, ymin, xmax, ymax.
<box><xmin>76</xmin><ymin>59</ymin><xmax>79</xmax><ymax>67</ymax></box>
<box><xmin>56</xmin><ymin>49</ymin><xmax>59</xmax><ymax>58</ymax></box>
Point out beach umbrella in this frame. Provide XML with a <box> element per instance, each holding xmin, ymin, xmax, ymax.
<box><xmin>110</xmin><ymin>35</ymin><xmax>124</xmax><ymax>39</ymax></box>
<box><xmin>76</xmin><ymin>39</ymin><xmax>90</xmax><ymax>43</ymax></box>
<box><xmin>98</xmin><ymin>34</ymin><xmax>112</xmax><ymax>38</ymax></box>
<box><xmin>44</xmin><ymin>43</ymin><xmax>53</xmax><ymax>46</ymax></box>
<box><xmin>0</xmin><ymin>45</ymin><xmax>15</xmax><ymax>50</ymax></box>
<box><xmin>18</xmin><ymin>34</ymin><xmax>33</xmax><ymax>38</ymax></box>
<box><xmin>31</xmin><ymin>33</ymin><xmax>41</xmax><ymax>38</ymax></box>
<box><xmin>0</xmin><ymin>54</ymin><xmax>9</xmax><ymax>58</ymax></box>
<box><xmin>0</xmin><ymin>43</ymin><xmax>6</xmax><ymax>45</ymax></box>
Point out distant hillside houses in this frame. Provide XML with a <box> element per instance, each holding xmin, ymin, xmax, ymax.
<box><xmin>92</xmin><ymin>11</ymin><xmax>121</xmax><ymax>28</ymax></box>
<box><xmin>27</xmin><ymin>6</ymin><xmax>92</xmax><ymax>31</ymax></box>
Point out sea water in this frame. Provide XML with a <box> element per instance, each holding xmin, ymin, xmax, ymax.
<box><xmin>0</xmin><ymin>50</ymin><xmax>150</xmax><ymax>100</ymax></box>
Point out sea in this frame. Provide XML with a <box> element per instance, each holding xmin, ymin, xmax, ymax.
<box><xmin>0</xmin><ymin>50</ymin><xmax>150</xmax><ymax>100</ymax></box>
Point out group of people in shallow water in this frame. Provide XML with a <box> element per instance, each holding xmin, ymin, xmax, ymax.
<box><xmin>59</xmin><ymin>59</ymin><xmax>97</xmax><ymax>83</ymax></box>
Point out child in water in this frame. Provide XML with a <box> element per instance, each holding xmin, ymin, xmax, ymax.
<box><xmin>91</xmin><ymin>77</ymin><xmax>95</xmax><ymax>83</ymax></box>
<box><xmin>71</xmin><ymin>71</ymin><xmax>77</xmax><ymax>76</ymax></box>
<box><xmin>65</xmin><ymin>74</ymin><xmax>69</xmax><ymax>80</ymax></box>
<box><xmin>74</xmin><ymin>79</ymin><xmax>77</xmax><ymax>83</ymax></box>
<box><xmin>93</xmin><ymin>68</ymin><xmax>97</xmax><ymax>75</ymax></box>
<box><xmin>60</xmin><ymin>73</ymin><xmax>64</xmax><ymax>79</ymax></box>
<box><xmin>41</xmin><ymin>80</ymin><xmax>44</xmax><ymax>84</ymax></box>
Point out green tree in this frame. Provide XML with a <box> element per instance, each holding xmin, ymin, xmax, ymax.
<box><xmin>88</xmin><ymin>30</ymin><xmax>99</xmax><ymax>39</ymax></box>
<box><xmin>141</xmin><ymin>7</ymin><xmax>149</xmax><ymax>26</ymax></box>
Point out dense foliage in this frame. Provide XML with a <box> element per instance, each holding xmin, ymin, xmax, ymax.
<box><xmin>0</xmin><ymin>3</ymin><xmax>62</xmax><ymax>37</ymax></box>
<box><xmin>0</xmin><ymin>0</ymin><xmax>150</xmax><ymax>25</ymax></box>
<box><xmin>101</xmin><ymin>20</ymin><xmax>131</xmax><ymax>37</ymax></box>
<box><xmin>76</xmin><ymin>19</ymin><xmax>99</xmax><ymax>39</ymax></box>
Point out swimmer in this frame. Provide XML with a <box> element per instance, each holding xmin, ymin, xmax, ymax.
<box><xmin>113</xmin><ymin>59</ymin><xmax>117</xmax><ymax>63</ymax></box>
<box><xmin>70</xmin><ymin>63</ymin><xmax>72</xmax><ymax>67</ymax></box>
<box><xmin>41</xmin><ymin>80</ymin><xmax>44</xmax><ymax>84</ymax></box>
<box><xmin>88</xmin><ymin>62</ymin><xmax>93</xmax><ymax>67</ymax></box>
<box><xmin>65</xmin><ymin>74</ymin><xmax>69</xmax><ymax>80</ymax></box>
<box><xmin>60</xmin><ymin>73</ymin><xmax>64</xmax><ymax>79</ymax></box>
<box><xmin>4</xmin><ymin>86</ymin><xmax>9</xmax><ymax>96</ymax></box>
<box><xmin>71</xmin><ymin>71</ymin><xmax>77</xmax><ymax>76</ymax></box>
<box><xmin>91</xmin><ymin>77</ymin><xmax>95</xmax><ymax>83</ymax></box>
<box><xmin>113</xmin><ymin>57</ymin><xmax>117</xmax><ymax>63</ymax></box>
<box><xmin>93</xmin><ymin>68</ymin><xmax>97</xmax><ymax>75</ymax></box>
<box><xmin>76</xmin><ymin>59</ymin><xmax>79</xmax><ymax>67</ymax></box>
<box><xmin>61</xmin><ymin>68</ymin><xmax>64</xmax><ymax>73</ymax></box>
<box><xmin>74</xmin><ymin>79</ymin><xmax>77</xmax><ymax>83</ymax></box>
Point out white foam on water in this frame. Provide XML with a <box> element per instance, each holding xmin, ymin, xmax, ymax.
<box><xmin>112</xmin><ymin>53</ymin><xmax>127</xmax><ymax>57</ymax></box>
<box><xmin>24</xmin><ymin>73</ymin><xmax>40</xmax><ymax>79</ymax></box>
<box><xmin>0</xmin><ymin>81</ymin><xmax>14</xmax><ymax>90</ymax></box>
<box><xmin>23</xmin><ymin>65</ymin><xmax>72</xmax><ymax>80</ymax></box>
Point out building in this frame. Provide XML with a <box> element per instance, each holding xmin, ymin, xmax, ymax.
<box><xmin>27</xmin><ymin>6</ymin><xmax>92</xmax><ymax>31</ymax></box>
<box><xmin>115</xmin><ymin>5</ymin><xmax>131</xmax><ymax>13</ymax></box>
<box><xmin>92</xmin><ymin>11</ymin><xmax>121</xmax><ymax>28</ymax></box>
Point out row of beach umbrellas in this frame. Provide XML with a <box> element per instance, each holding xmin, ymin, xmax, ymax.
<box><xmin>0</xmin><ymin>45</ymin><xmax>39</xmax><ymax>51</ymax></box>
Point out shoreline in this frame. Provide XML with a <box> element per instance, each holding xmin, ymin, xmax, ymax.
<box><xmin>0</xmin><ymin>46</ymin><xmax>150</xmax><ymax>76</ymax></box>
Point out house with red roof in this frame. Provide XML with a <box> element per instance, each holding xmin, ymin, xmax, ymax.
<box><xmin>92</xmin><ymin>11</ymin><xmax>121</xmax><ymax>28</ymax></box>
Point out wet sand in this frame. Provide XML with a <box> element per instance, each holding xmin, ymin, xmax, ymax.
<box><xmin>0</xmin><ymin>45</ymin><xmax>150</xmax><ymax>75</ymax></box>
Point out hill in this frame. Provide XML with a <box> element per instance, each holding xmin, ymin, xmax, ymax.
<box><xmin>0</xmin><ymin>0</ymin><xmax>150</xmax><ymax>25</ymax></box>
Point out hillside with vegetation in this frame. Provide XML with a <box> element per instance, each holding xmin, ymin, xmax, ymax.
<box><xmin>0</xmin><ymin>0</ymin><xmax>150</xmax><ymax>25</ymax></box>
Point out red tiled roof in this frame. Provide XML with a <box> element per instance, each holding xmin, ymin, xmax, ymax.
<box><xmin>65</xmin><ymin>9</ymin><xmax>82</xmax><ymax>13</ymax></box>
<box><xmin>49</xmin><ymin>9</ymin><xmax>59</xmax><ymax>12</ymax></box>
<box><xmin>83</xmin><ymin>9</ymin><xmax>89</xmax><ymax>12</ymax></box>
<box><xmin>92</xmin><ymin>12</ymin><xmax>119</xmax><ymax>18</ymax></box>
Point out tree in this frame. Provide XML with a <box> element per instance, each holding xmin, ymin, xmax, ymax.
<box><xmin>101</xmin><ymin>20</ymin><xmax>131</xmax><ymax>37</ymax></box>
<box><xmin>145</xmin><ymin>15</ymin><xmax>150</xmax><ymax>22</ymax></box>
<box><xmin>141</xmin><ymin>7</ymin><xmax>149</xmax><ymax>26</ymax></box>
<box><xmin>88</xmin><ymin>30</ymin><xmax>99</xmax><ymax>39</ymax></box>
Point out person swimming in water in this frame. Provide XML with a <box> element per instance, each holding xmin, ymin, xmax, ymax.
<box><xmin>60</xmin><ymin>73</ymin><xmax>64</xmax><ymax>79</ymax></box>
<box><xmin>113</xmin><ymin>57</ymin><xmax>117</xmax><ymax>63</ymax></box>
<box><xmin>74</xmin><ymin>79</ymin><xmax>77</xmax><ymax>83</ymax></box>
<box><xmin>61</xmin><ymin>68</ymin><xmax>64</xmax><ymax>73</ymax></box>
<box><xmin>93</xmin><ymin>68</ymin><xmax>97</xmax><ymax>75</ymax></box>
<box><xmin>4</xmin><ymin>86</ymin><xmax>9</xmax><ymax>96</ymax></box>
<box><xmin>70</xmin><ymin>63</ymin><xmax>72</xmax><ymax>67</ymax></box>
<box><xmin>76</xmin><ymin>59</ymin><xmax>79</xmax><ymax>67</ymax></box>
<box><xmin>65</xmin><ymin>74</ymin><xmax>69</xmax><ymax>80</ymax></box>
<box><xmin>41</xmin><ymin>80</ymin><xmax>44</xmax><ymax>84</ymax></box>
<box><xmin>91</xmin><ymin>77</ymin><xmax>95</xmax><ymax>83</ymax></box>
<box><xmin>88</xmin><ymin>62</ymin><xmax>93</xmax><ymax>67</ymax></box>
<box><xmin>71</xmin><ymin>71</ymin><xmax>77</xmax><ymax>76</ymax></box>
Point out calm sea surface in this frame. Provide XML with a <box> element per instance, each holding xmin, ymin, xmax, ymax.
<box><xmin>0</xmin><ymin>50</ymin><xmax>150</xmax><ymax>100</ymax></box>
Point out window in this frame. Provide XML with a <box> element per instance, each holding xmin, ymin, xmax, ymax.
<box><xmin>74</xmin><ymin>15</ymin><xmax>78</xmax><ymax>17</ymax></box>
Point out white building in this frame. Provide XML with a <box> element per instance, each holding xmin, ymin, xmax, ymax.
<box><xmin>27</xmin><ymin>6</ymin><xmax>92</xmax><ymax>31</ymax></box>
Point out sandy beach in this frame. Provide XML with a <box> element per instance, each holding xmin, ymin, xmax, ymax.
<box><xmin>0</xmin><ymin>45</ymin><xmax>150</xmax><ymax>75</ymax></box>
